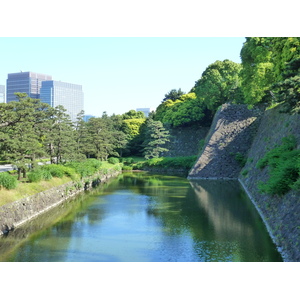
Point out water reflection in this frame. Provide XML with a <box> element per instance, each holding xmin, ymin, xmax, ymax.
<box><xmin>0</xmin><ymin>172</ymin><xmax>282</xmax><ymax>262</ymax></box>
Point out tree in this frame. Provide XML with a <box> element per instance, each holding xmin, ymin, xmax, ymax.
<box><xmin>85</xmin><ymin>117</ymin><xmax>118</xmax><ymax>160</ymax></box>
<box><xmin>142</xmin><ymin>119</ymin><xmax>170</xmax><ymax>159</ymax></box>
<box><xmin>122</xmin><ymin>109</ymin><xmax>145</xmax><ymax>120</ymax></box>
<box><xmin>0</xmin><ymin>93</ymin><xmax>52</xmax><ymax>179</ymax></box>
<box><xmin>162</xmin><ymin>88</ymin><xmax>185</xmax><ymax>103</ymax></box>
<box><xmin>194</xmin><ymin>59</ymin><xmax>243</xmax><ymax>111</ymax></box>
<box><xmin>45</xmin><ymin>105</ymin><xmax>77</xmax><ymax>164</ymax></box>
<box><xmin>240</xmin><ymin>37</ymin><xmax>300</xmax><ymax>107</ymax></box>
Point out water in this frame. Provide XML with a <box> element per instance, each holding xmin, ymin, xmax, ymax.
<box><xmin>0</xmin><ymin>172</ymin><xmax>282</xmax><ymax>262</ymax></box>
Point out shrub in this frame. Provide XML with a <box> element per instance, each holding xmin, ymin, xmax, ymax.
<box><xmin>42</xmin><ymin>164</ymin><xmax>66</xmax><ymax>178</ymax></box>
<box><xmin>0</xmin><ymin>172</ymin><xmax>18</xmax><ymax>190</ymax></box>
<box><xmin>28</xmin><ymin>169</ymin><xmax>44</xmax><ymax>182</ymax></box>
<box><xmin>65</xmin><ymin>159</ymin><xmax>103</xmax><ymax>178</ymax></box>
<box><xmin>122</xmin><ymin>165</ymin><xmax>133</xmax><ymax>170</ymax></box>
<box><xmin>133</xmin><ymin>156</ymin><xmax>197</xmax><ymax>171</ymax></box>
<box><xmin>28</xmin><ymin>168</ymin><xmax>55</xmax><ymax>182</ymax></box>
<box><xmin>256</xmin><ymin>135</ymin><xmax>300</xmax><ymax>196</ymax></box>
<box><xmin>108</xmin><ymin>157</ymin><xmax>120</xmax><ymax>164</ymax></box>
<box><xmin>235</xmin><ymin>152</ymin><xmax>247</xmax><ymax>167</ymax></box>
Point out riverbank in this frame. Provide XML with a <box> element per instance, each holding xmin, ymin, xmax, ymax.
<box><xmin>0</xmin><ymin>166</ymin><xmax>122</xmax><ymax>236</ymax></box>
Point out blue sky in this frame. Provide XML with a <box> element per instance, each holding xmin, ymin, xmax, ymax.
<box><xmin>0</xmin><ymin>37</ymin><xmax>246</xmax><ymax>117</ymax></box>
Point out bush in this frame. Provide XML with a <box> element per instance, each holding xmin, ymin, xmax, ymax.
<box><xmin>122</xmin><ymin>165</ymin><xmax>133</xmax><ymax>170</ymax></box>
<box><xmin>108</xmin><ymin>157</ymin><xmax>120</xmax><ymax>164</ymax></box>
<box><xmin>0</xmin><ymin>172</ymin><xmax>18</xmax><ymax>190</ymax></box>
<box><xmin>65</xmin><ymin>159</ymin><xmax>103</xmax><ymax>178</ymax></box>
<box><xmin>133</xmin><ymin>156</ymin><xmax>197</xmax><ymax>171</ymax></box>
<box><xmin>256</xmin><ymin>135</ymin><xmax>300</xmax><ymax>195</ymax></box>
<box><xmin>42</xmin><ymin>164</ymin><xmax>66</xmax><ymax>178</ymax></box>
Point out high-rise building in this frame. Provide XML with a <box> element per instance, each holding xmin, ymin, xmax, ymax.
<box><xmin>6</xmin><ymin>71</ymin><xmax>52</xmax><ymax>102</ymax></box>
<box><xmin>40</xmin><ymin>80</ymin><xmax>84</xmax><ymax>123</ymax></box>
<box><xmin>136</xmin><ymin>107</ymin><xmax>154</xmax><ymax>117</ymax></box>
<box><xmin>0</xmin><ymin>85</ymin><xmax>5</xmax><ymax>103</ymax></box>
<box><xmin>83</xmin><ymin>114</ymin><xmax>95</xmax><ymax>122</ymax></box>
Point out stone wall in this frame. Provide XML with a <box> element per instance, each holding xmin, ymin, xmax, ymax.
<box><xmin>188</xmin><ymin>103</ymin><xmax>261</xmax><ymax>179</ymax></box>
<box><xmin>0</xmin><ymin>169</ymin><xmax>121</xmax><ymax>235</ymax></box>
<box><xmin>163</xmin><ymin>126</ymin><xmax>210</xmax><ymax>157</ymax></box>
<box><xmin>238</xmin><ymin>106</ymin><xmax>300</xmax><ymax>262</ymax></box>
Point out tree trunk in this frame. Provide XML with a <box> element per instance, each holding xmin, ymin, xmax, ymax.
<box><xmin>17</xmin><ymin>168</ymin><xmax>22</xmax><ymax>181</ymax></box>
<box><xmin>22</xmin><ymin>167</ymin><xmax>27</xmax><ymax>179</ymax></box>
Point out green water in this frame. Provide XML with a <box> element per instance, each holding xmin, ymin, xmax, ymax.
<box><xmin>0</xmin><ymin>172</ymin><xmax>282</xmax><ymax>262</ymax></box>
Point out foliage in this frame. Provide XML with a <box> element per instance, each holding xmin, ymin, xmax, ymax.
<box><xmin>108</xmin><ymin>157</ymin><xmax>120</xmax><ymax>164</ymax></box>
<box><xmin>234</xmin><ymin>152</ymin><xmax>247</xmax><ymax>167</ymax></box>
<box><xmin>193</xmin><ymin>59</ymin><xmax>243</xmax><ymax>112</ymax></box>
<box><xmin>134</xmin><ymin>156</ymin><xmax>197</xmax><ymax>171</ymax></box>
<box><xmin>240</xmin><ymin>37</ymin><xmax>300</xmax><ymax>108</ymax></box>
<box><xmin>122</xmin><ymin>109</ymin><xmax>145</xmax><ymax>120</ymax></box>
<box><xmin>0</xmin><ymin>172</ymin><xmax>18</xmax><ymax>190</ymax></box>
<box><xmin>28</xmin><ymin>169</ymin><xmax>53</xmax><ymax>183</ymax></box>
<box><xmin>155</xmin><ymin>93</ymin><xmax>206</xmax><ymax>127</ymax></box>
<box><xmin>162</xmin><ymin>88</ymin><xmax>185</xmax><ymax>103</ymax></box>
<box><xmin>142</xmin><ymin>119</ymin><xmax>170</xmax><ymax>159</ymax></box>
<box><xmin>256</xmin><ymin>135</ymin><xmax>300</xmax><ymax>195</ymax></box>
<box><xmin>64</xmin><ymin>159</ymin><xmax>103</xmax><ymax>179</ymax></box>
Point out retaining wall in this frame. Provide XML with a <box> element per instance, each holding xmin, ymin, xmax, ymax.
<box><xmin>0</xmin><ymin>169</ymin><xmax>121</xmax><ymax>235</ymax></box>
<box><xmin>188</xmin><ymin>104</ymin><xmax>261</xmax><ymax>179</ymax></box>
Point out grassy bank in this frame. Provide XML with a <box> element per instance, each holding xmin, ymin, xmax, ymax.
<box><xmin>122</xmin><ymin>156</ymin><xmax>198</xmax><ymax>173</ymax></box>
<box><xmin>0</xmin><ymin>159</ymin><xmax>122</xmax><ymax>207</ymax></box>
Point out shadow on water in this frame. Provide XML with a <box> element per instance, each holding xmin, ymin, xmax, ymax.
<box><xmin>0</xmin><ymin>172</ymin><xmax>282</xmax><ymax>262</ymax></box>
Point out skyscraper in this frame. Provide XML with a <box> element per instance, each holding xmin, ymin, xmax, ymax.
<box><xmin>6</xmin><ymin>71</ymin><xmax>52</xmax><ymax>102</ymax></box>
<box><xmin>0</xmin><ymin>85</ymin><xmax>5</xmax><ymax>103</ymax></box>
<box><xmin>40</xmin><ymin>80</ymin><xmax>84</xmax><ymax>123</ymax></box>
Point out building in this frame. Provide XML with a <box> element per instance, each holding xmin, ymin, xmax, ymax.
<box><xmin>83</xmin><ymin>115</ymin><xmax>95</xmax><ymax>122</ymax></box>
<box><xmin>40</xmin><ymin>80</ymin><xmax>84</xmax><ymax>123</ymax></box>
<box><xmin>6</xmin><ymin>71</ymin><xmax>52</xmax><ymax>103</ymax></box>
<box><xmin>136</xmin><ymin>107</ymin><xmax>154</xmax><ymax>117</ymax></box>
<box><xmin>0</xmin><ymin>85</ymin><xmax>5</xmax><ymax>103</ymax></box>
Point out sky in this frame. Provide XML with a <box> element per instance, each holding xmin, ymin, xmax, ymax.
<box><xmin>0</xmin><ymin>37</ymin><xmax>246</xmax><ymax>117</ymax></box>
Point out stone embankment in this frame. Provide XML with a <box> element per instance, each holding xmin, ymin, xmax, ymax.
<box><xmin>188</xmin><ymin>104</ymin><xmax>261</xmax><ymax>179</ymax></box>
<box><xmin>238</xmin><ymin>106</ymin><xmax>300</xmax><ymax>262</ymax></box>
<box><xmin>188</xmin><ymin>103</ymin><xmax>300</xmax><ymax>261</ymax></box>
<box><xmin>0</xmin><ymin>169</ymin><xmax>121</xmax><ymax>235</ymax></box>
<box><xmin>164</xmin><ymin>126</ymin><xmax>210</xmax><ymax>157</ymax></box>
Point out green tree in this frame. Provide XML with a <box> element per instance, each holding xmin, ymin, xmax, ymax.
<box><xmin>46</xmin><ymin>105</ymin><xmax>77</xmax><ymax>164</ymax></box>
<box><xmin>142</xmin><ymin>119</ymin><xmax>170</xmax><ymax>159</ymax></box>
<box><xmin>0</xmin><ymin>93</ymin><xmax>51</xmax><ymax>179</ymax></box>
<box><xmin>85</xmin><ymin>117</ymin><xmax>118</xmax><ymax>160</ymax></box>
<box><xmin>122</xmin><ymin>109</ymin><xmax>145</xmax><ymax>120</ymax></box>
<box><xmin>194</xmin><ymin>59</ymin><xmax>243</xmax><ymax>111</ymax></box>
<box><xmin>162</xmin><ymin>88</ymin><xmax>185</xmax><ymax>103</ymax></box>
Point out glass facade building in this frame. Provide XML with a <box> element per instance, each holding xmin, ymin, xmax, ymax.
<box><xmin>6</xmin><ymin>72</ymin><xmax>52</xmax><ymax>102</ymax></box>
<box><xmin>0</xmin><ymin>85</ymin><xmax>5</xmax><ymax>103</ymax></box>
<box><xmin>40</xmin><ymin>80</ymin><xmax>84</xmax><ymax>123</ymax></box>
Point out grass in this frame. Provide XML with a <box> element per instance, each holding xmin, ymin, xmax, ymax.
<box><xmin>0</xmin><ymin>159</ymin><xmax>122</xmax><ymax>207</ymax></box>
<box><xmin>0</xmin><ymin>176</ymin><xmax>71</xmax><ymax>206</ymax></box>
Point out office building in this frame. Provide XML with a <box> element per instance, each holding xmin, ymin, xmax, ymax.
<box><xmin>136</xmin><ymin>107</ymin><xmax>154</xmax><ymax>117</ymax></box>
<box><xmin>0</xmin><ymin>85</ymin><xmax>5</xmax><ymax>103</ymax></box>
<box><xmin>6</xmin><ymin>71</ymin><xmax>52</xmax><ymax>102</ymax></box>
<box><xmin>83</xmin><ymin>115</ymin><xmax>95</xmax><ymax>122</ymax></box>
<box><xmin>40</xmin><ymin>80</ymin><xmax>84</xmax><ymax>123</ymax></box>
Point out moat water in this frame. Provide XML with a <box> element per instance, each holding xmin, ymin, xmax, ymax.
<box><xmin>0</xmin><ymin>172</ymin><xmax>282</xmax><ymax>262</ymax></box>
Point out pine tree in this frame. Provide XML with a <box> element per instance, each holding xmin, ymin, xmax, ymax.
<box><xmin>142</xmin><ymin>119</ymin><xmax>170</xmax><ymax>159</ymax></box>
